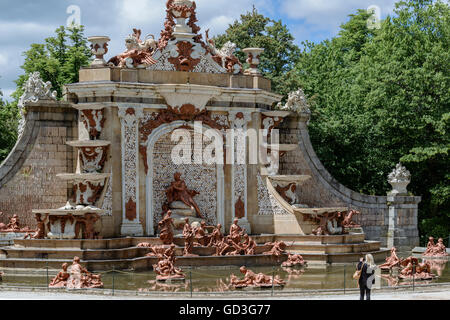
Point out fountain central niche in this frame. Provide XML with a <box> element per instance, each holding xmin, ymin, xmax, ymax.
<box><xmin>149</xmin><ymin>125</ymin><xmax>223</xmax><ymax>235</ymax></box>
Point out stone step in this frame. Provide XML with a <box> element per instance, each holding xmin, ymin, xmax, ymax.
<box><xmin>287</xmin><ymin>241</ymin><xmax>382</xmax><ymax>254</ymax></box>
<box><xmin>289</xmin><ymin>249</ymin><xmax>390</xmax><ymax>265</ymax></box>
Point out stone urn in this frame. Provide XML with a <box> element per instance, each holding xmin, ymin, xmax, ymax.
<box><xmin>388</xmin><ymin>163</ymin><xmax>411</xmax><ymax>196</ymax></box>
<box><xmin>88</xmin><ymin>36</ymin><xmax>111</xmax><ymax>67</ymax></box>
<box><xmin>243</xmin><ymin>48</ymin><xmax>264</xmax><ymax>76</ymax></box>
<box><xmin>171</xmin><ymin>0</ymin><xmax>194</xmax><ymax>34</ymax></box>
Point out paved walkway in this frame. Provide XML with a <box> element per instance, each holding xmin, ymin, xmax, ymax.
<box><xmin>0</xmin><ymin>287</ymin><xmax>449</xmax><ymax>300</ymax></box>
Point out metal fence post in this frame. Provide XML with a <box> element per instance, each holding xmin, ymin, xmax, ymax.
<box><xmin>112</xmin><ymin>267</ymin><xmax>115</xmax><ymax>296</ymax></box>
<box><xmin>190</xmin><ymin>270</ymin><xmax>193</xmax><ymax>298</ymax></box>
<box><xmin>344</xmin><ymin>266</ymin><xmax>346</xmax><ymax>294</ymax></box>
<box><xmin>271</xmin><ymin>267</ymin><xmax>275</xmax><ymax>297</ymax></box>
<box><xmin>46</xmin><ymin>261</ymin><xmax>49</xmax><ymax>291</ymax></box>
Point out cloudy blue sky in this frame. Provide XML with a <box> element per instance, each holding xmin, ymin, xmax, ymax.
<box><xmin>0</xmin><ymin>0</ymin><xmax>398</xmax><ymax>100</ymax></box>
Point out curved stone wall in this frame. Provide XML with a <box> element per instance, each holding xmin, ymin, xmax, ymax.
<box><xmin>279</xmin><ymin>115</ymin><xmax>420</xmax><ymax>249</ymax></box>
<box><xmin>0</xmin><ymin>102</ymin><xmax>77</xmax><ymax>228</ymax></box>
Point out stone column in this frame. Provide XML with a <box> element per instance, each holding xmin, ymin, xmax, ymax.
<box><xmin>386</xmin><ymin>164</ymin><xmax>420</xmax><ymax>250</ymax></box>
<box><xmin>229</xmin><ymin>111</ymin><xmax>253</xmax><ymax>234</ymax></box>
<box><xmin>386</xmin><ymin>195</ymin><xmax>421</xmax><ymax>251</ymax></box>
<box><xmin>118</xmin><ymin>107</ymin><xmax>144</xmax><ymax>236</ymax></box>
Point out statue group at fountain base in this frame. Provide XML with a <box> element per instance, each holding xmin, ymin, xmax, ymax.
<box><xmin>380</xmin><ymin>238</ymin><xmax>448</xmax><ymax>282</ymax></box>
<box><xmin>48</xmin><ymin>257</ymin><xmax>104</xmax><ymax>289</ymax></box>
<box><xmin>137</xmin><ymin>212</ymin><xmax>307</xmax><ymax>288</ymax></box>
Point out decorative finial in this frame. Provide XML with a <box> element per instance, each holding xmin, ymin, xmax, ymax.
<box><xmin>243</xmin><ymin>48</ymin><xmax>264</xmax><ymax>76</ymax></box>
<box><xmin>88</xmin><ymin>36</ymin><xmax>111</xmax><ymax>67</ymax></box>
<box><xmin>388</xmin><ymin>163</ymin><xmax>411</xmax><ymax>196</ymax></box>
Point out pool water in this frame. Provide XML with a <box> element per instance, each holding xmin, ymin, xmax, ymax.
<box><xmin>2</xmin><ymin>259</ymin><xmax>449</xmax><ymax>293</ymax></box>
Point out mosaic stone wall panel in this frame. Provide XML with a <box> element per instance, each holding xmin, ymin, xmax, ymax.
<box><xmin>152</xmin><ymin>130</ymin><xmax>218</xmax><ymax>227</ymax></box>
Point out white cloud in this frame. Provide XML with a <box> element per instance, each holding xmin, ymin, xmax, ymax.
<box><xmin>0</xmin><ymin>21</ymin><xmax>56</xmax><ymax>42</ymax></box>
<box><xmin>0</xmin><ymin>53</ymin><xmax>7</xmax><ymax>67</ymax></box>
<box><xmin>281</xmin><ymin>0</ymin><xmax>396</xmax><ymax>36</ymax></box>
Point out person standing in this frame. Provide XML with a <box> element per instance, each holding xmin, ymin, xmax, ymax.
<box><xmin>357</xmin><ymin>254</ymin><xmax>377</xmax><ymax>300</ymax></box>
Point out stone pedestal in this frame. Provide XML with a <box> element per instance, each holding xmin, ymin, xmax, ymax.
<box><xmin>121</xmin><ymin>222</ymin><xmax>144</xmax><ymax>237</ymax></box>
<box><xmin>386</xmin><ymin>195</ymin><xmax>421</xmax><ymax>251</ymax></box>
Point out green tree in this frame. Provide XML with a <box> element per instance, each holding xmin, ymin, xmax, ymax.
<box><xmin>12</xmin><ymin>25</ymin><xmax>92</xmax><ymax>101</ymax></box>
<box><xmin>293</xmin><ymin>0</ymin><xmax>449</xmax><ymax>245</ymax></box>
<box><xmin>0</xmin><ymin>88</ymin><xmax>19</xmax><ymax>162</ymax></box>
<box><xmin>213</xmin><ymin>7</ymin><xmax>301</xmax><ymax>96</ymax></box>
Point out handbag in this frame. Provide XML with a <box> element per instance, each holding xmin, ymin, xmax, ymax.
<box><xmin>353</xmin><ymin>263</ymin><xmax>364</xmax><ymax>280</ymax></box>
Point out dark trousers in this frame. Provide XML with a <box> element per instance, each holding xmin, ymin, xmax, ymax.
<box><xmin>359</xmin><ymin>285</ymin><xmax>371</xmax><ymax>300</ymax></box>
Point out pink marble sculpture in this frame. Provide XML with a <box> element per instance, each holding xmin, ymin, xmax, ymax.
<box><xmin>263</xmin><ymin>241</ymin><xmax>287</xmax><ymax>258</ymax></box>
<box><xmin>399</xmin><ymin>257</ymin><xmax>435</xmax><ymax>280</ymax></box>
<box><xmin>424</xmin><ymin>237</ymin><xmax>448</xmax><ymax>257</ymax></box>
<box><xmin>282</xmin><ymin>253</ymin><xmax>307</xmax><ymax>268</ymax></box>
<box><xmin>66</xmin><ymin>256</ymin><xmax>104</xmax><ymax>289</ymax></box>
<box><xmin>166</xmin><ymin>172</ymin><xmax>204</xmax><ymax>219</ymax></box>
<box><xmin>229</xmin><ymin>218</ymin><xmax>245</xmax><ymax>245</ymax></box>
<box><xmin>153</xmin><ymin>246</ymin><xmax>185</xmax><ymax>282</ymax></box>
<box><xmin>230</xmin><ymin>266</ymin><xmax>286</xmax><ymax>289</ymax></box>
<box><xmin>49</xmin><ymin>263</ymin><xmax>70</xmax><ymax>288</ymax></box>
<box><xmin>379</xmin><ymin>247</ymin><xmax>402</xmax><ymax>271</ymax></box>
<box><xmin>193</xmin><ymin>220</ymin><xmax>210</xmax><ymax>247</ymax></box>
<box><xmin>207</xmin><ymin>224</ymin><xmax>223</xmax><ymax>247</ymax></box>
<box><xmin>24</xmin><ymin>213</ymin><xmax>48</xmax><ymax>239</ymax></box>
<box><xmin>158</xmin><ymin>210</ymin><xmax>175</xmax><ymax>245</ymax></box>
<box><xmin>0</xmin><ymin>214</ymin><xmax>32</xmax><ymax>233</ymax></box>
<box><xmin>182</xmin><ymin>218</ymin><xmax>198</xmax><ymax>257</ymax></box>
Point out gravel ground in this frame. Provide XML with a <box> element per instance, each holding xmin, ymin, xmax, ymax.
<box><xmin>0</xmin><ymin>287</ymin><xmax>448</xmax><ymax>300</ymax></box>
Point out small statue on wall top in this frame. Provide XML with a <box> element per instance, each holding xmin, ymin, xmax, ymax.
<box><xmin>166</xmin><ymin>172</ymin><xmax>204</xmax><ymax>219</ymax></box>
<box><xmin>108</xmin><ymin>29</ymin><xmax>157</xmax><ymax>68</ymax></box>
